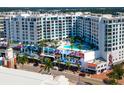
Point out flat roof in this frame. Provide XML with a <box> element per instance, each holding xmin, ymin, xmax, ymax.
<box><xmin>0</xmin><ymin>67</ymin><xmax>69</xmax><ymax>85</ymax></box>
<box><xmin>92</xmin><ymin>58</ymin><xmax>106</xmax><ymax>65</ymax></box>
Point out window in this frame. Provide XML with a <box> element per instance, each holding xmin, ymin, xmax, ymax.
<box><xmin>113</xmin><ymin>48</ymin><xmax>115</xmax><ymax>51</ymax></box>
<box><xmin>104</xmin><ymin>64</ymin><xmax>106</xmax><ymax>66</ymax></box>
<box><xmin>108</xmin><ymin>48</ymin><xmax>111</xmax><ymax>51</ymax></box>
<box><xmin>98</xmin><ymin>70</ymin><xmax>100</xmax><ymax>72</ymax></box>
<box><xmin>97</xmin><ymin>66</ymin><xmax>100</xmax><ymax>68</ymax></box>
<box><xmin>109</xmin><ymin>20</ymin><xmax>112</xmax><ymax>23</ymax></box>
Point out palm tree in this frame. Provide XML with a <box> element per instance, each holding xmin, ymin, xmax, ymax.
<box><xmin>32</xmin><ymin>58</ymin><xmax>36</xmax><ymax>63</ymax></box>
<box><xmin>23</xmin><ymin>55</ymin><xmax>28</xmax><ymax>64</ymax></box>
<box><xmin>18</xmin><ymin>55</ymin><xmax>28</xmax><ymax>68</ymax></box>
<box><xmin>37</xmin><ymin>47</ymin><xmax>42</xmax><ymax>56</ymax></box>
<box><xmin>65</xmin><ymin>61</ymin><xmax>71</xmax><ymax>70</ymax></box>
<box><xmin>43</xmin><ymin>58</ymin><xmax>53</xmax><ymax>74</ymax></box>
<box><xmin>76</xmin><ymin>63</ymin><xmax>81</xmax><ymax>72</ymax></box>
<box><xmin>53</xmin><ymin>40</ymin><xmax>58</xmax><ymax>48</ymax></box>
<box><xmin>70</xmin><ymin>37</ymin><xmax>74</xmax><ymax>50</ymax></box>
<box><xmin>39</xmin><ymin>40</ymin><xmax>46</xmax><ymax>54</ymax></box>
<box><xmin>56</xmin><ymin>59</ymin><xmax>61</xmax><ymax>69</ymax></box>
<box><xmin>38</xmin><ymin>57</ymin><xmax>44</xmax><ymax>73</ymax></box>
<box><xmin>39</xmin><ymin>40</ymin><xmax>45</xmax><ymax>47</ymax></box>
<box><xmin>70</xmin><ymin>43</ymin><xmax>74</xmax><ymax>50</ymax></box>
<box><xmin>39</xmin><ymin>57</ymin><xmax>44</xmax><ymax>64</ymax></box>
<box><xmin>70</xmin><ymin>37</ymin><xmax>75</xmax><ymax>44</ymax></box>
<box><xmin>78</xmin><ymin>44</ymin><xmax>82</xmax><ymax>51</ymax></box>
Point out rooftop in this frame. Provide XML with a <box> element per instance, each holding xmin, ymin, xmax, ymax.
<box><xmin>0</xmin><ymin>67</ymin><xmax>70</xmax><ymax>85</ymax></box>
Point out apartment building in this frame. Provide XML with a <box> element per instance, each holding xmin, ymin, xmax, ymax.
<box><xmin>77</xmin><ymin>15</ymin><xmax>100</xmax><ymax>47</ymax></box>
<box><xmin>0</xmin><ymin>16</ymin><xmax>4</xmax><ymax>38</ymax></box>
<box><xmin>100</xmin><ymin>16</ymin><xmax>124</xmax><ymax>64</ymax></box>
<box><xmin>2</xmin><ymin>11</ymin><xmax>124</xmax><ymax>65</ymax></box>
<box><xmin>41</xmin><ymin>14</ymin><xmax>78</xmax><ymax>40</ymax></box>
<box><xmin>4</xmin><ymin>14</ymin><xmax>42</xmax><ymax>44</ymax></box>
<box><xmin>78</xmin><ymin>13</ymin><xmax>124</xmax><ymax>65</ymax></box>
<box><xmin>4</xmin><ymin>13</ymin><xmax>79</xmax><ymax>44</ymax></box>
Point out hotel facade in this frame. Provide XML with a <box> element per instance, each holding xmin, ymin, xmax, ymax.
<box><xmin>4</xmin><ymin>13</ymin><xmax>78</xmax><ymax>44</ymax></box>
<box><xmin>2</xmin><ymin>12</ymin><xmax>124</xmax><ymax>68</ymax></box>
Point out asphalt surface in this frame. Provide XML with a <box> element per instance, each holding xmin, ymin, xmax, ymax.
<box><xmin>50</xmin><ymin>70</ymin><xmax>105</xmax><ymax>85</ymax></box>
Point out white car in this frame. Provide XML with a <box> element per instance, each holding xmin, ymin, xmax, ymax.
<box><xmin>53</xmin><ymin>66</ymin><xmax>59</xmax><ymax>70</ymax></box>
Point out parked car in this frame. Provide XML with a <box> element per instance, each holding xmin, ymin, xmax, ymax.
<box><xmin>53</xmin><ymin>66</ymin><xmax>59</xmax><ymax>70</ymax></box>
<box><xmin>59</xmin><ymin>68</ymin><xmax>64</xmax><ymax>71</ymax></box>
<box><xmin>33</xmin><ymin>61</ymin><xmax>39</xmax><ymax>66</ymax></box>
<box><xmin>79</xmin><ymin>72</ymin><xmax>86</xmax><ymax>77</ymax></box>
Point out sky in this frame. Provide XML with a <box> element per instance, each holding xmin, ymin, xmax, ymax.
<box><xmin>0</xmin><ymin>0</ymin><xmax>123</xmax><ymax>7</ymax></box>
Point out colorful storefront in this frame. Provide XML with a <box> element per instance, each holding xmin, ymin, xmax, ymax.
<box><xmin>54</xmin><ymin>49</ymin><xmax>84</xmax><ymax>65</ymax></box>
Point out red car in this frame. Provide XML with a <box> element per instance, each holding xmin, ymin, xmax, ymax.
<box><xmin>79</xmin><ymin>72</ymin><xmax>86</xmax><ymax>77</ymax></box>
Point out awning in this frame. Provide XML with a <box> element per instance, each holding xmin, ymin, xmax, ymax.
<box><xmin>87</xmin><ymin>63</ymin><xmax>97</xmax><ymax>67</ymax></box>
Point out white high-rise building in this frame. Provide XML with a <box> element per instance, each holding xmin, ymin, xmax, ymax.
<box><xmin>4</xmin><ymin>14</ymin><xmax>41</xmax><ymax>44</ymax></box>
<box><xmin>2</xmin><ymin>11</ymin><xmax>124</xmax><ymax>65</ymax></box>
<box><xmin>4</xmin><ymin>13</ymin><xmax>79</xmax><ymax>44</ymax></box>
<box><xmin>78</xmin><ymin>13</ymin><xmax>124</xmax><ymax>65</ymax></box>
<box><xmin>0</xmin><ymin>15</ymin><xmax>4</xmax><ymax>38</ymax></box>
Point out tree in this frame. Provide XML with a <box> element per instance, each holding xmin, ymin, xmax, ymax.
<box><xmin>43</xmin><ymin>58</ymin><xmax>53</xmax><ymax>74</ymax></box>
<box><xmin>40</xmin><ymin>57</ymin><xmax>44</xmax><ymax>64</ymax></box>
<box><xmin>39</xmin><ymin>40</ymin><xmax>46</xmax><ymax>47</ymax></box>
<box><xmin>107</xmin><ymin>64</ymin><xmax>124</xmax><ymax>84</ymax></box>
<box><xmin>32</xmin><ymin>58</ymin><xmax>36</xmax><ymax>63</ymax></box>
<box><xmin>70</xmin><ymin>43</ymin><xmax>74</xmax><ymax>50</ymax></box>
<box><xmin>70</xmin><ymin>37</ymin><xmax>75</xmax><ymax>50</ymax></box>
<box><xmin>78</xmin><ymin>44</ymin><xmax>82</xmax><ymax>51</ymax></box>
<box><xmin>53</xmin><ymin>40</ymin><xmax>58</xmax><ymax>47</ymax></box>
<box><xmin>39</xmin><ymin>40</ymin><xmax>46</xmax><ymax>53</ymax></box>
<box><xmin>23</xmin><ymin>55</ymin><xmax>28</xmax><ymax>64</ymax></box>
<box><xmin>56</xmin><ymin>59</ymin><xmax>61</xmax><ymax>69</ymax></box>
<box><xmin>18</xmin><ymin>55</ymin><xmax>28</xmax><ymax>68</ymax></box>
<box><xmin>37</xmin><ymin>47</ymin><xmax>42</xmax><ymax>56</ymax></box>
<box><xmin>70</xmin><ymin>37</ymin><xmax>75</xmax><ymax>44</ymax></box>
<box><xmin>76</xmin><ymin>63</ymin><xmax>81</xmax><ymax>72</ymax></box>
<box><xmin>38</xmin><ymin>57</ymin><xmax>44</xmax><ymax>73</ymax></box>
<box><xmin>65</xmin><ymin>61</ymin><xmax>71</xmax><ymax>70</ymax></box>
<box><xmin>103</xmin><ymin>78</ymin><xmax>117</xmax><ymax>85</ymax></box>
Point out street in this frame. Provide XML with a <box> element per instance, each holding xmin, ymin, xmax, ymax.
<box><xmin>17</xmin><ymin>64</ymin><xmax>105</xmax><ymax>85</ymax></box>
<box><xmin>50</xmin><ymin>70</ymin><xmax>105</xmax><ymax>85</ymax></box>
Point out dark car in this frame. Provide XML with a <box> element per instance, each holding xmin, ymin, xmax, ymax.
<box><xmin>79</xmin><ymin>72</ymin><xmax>86</xmax><ymax>77</ymax></box>
<box><xmin>33</xmin><ymin>62</ymin><xmax>39</xmax><ymax>66</ymax></box>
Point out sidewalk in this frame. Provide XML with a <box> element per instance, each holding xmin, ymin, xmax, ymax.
<box><xmin>90</xmin><ymin>70</ymin><xmax>112</xmax><ymax>80</ymax></box>
<box><xmin>90</xmin><ymin>70</ymin><xmax>124</xmax><ymax>84</ymax></box>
